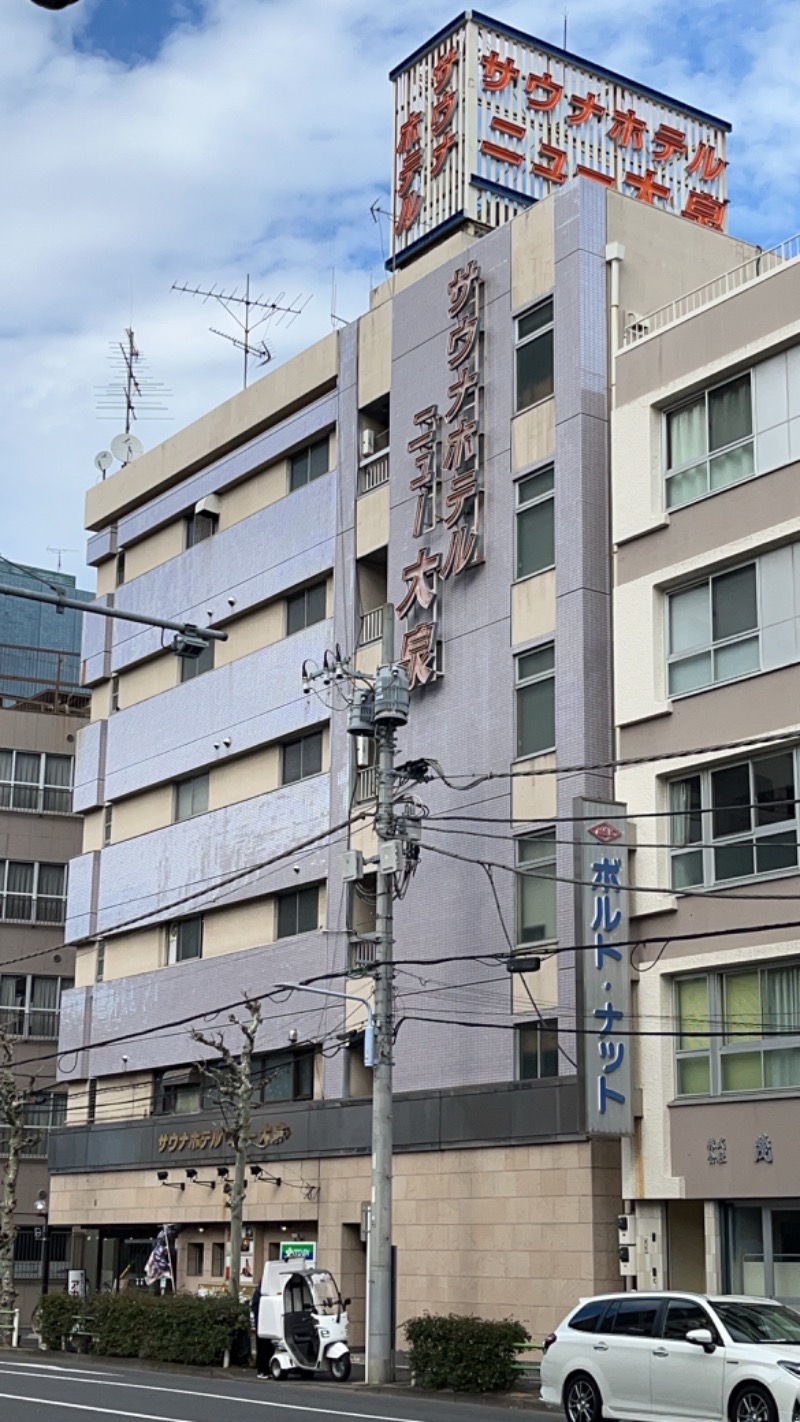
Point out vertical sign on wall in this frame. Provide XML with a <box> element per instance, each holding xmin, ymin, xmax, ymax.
<box><xmin>578</xmin><ymin>799</ymin><xmax>633</xmax><ymax>1136</ymax></box>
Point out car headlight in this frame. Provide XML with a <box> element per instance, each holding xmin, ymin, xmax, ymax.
<box><xmin>779</xmin><ymin>1360</ymin><xmax>800</xmax><ymax>1378</ymax></box>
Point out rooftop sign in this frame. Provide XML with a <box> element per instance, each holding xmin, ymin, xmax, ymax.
<box><xmin>391</xmin><ymin>10</ymin><xmax>731</xmax><ymax>264</ymax></box>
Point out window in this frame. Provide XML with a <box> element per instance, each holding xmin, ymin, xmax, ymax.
<box><xmin>516</xmin><ymin>831</ymin><xmax>557</xmax><ymax>944</ymax></box>
<box><xmin>608</xmin><ymin>1299</ymin><xmax>659</xmax><ymax>1337</ymax></box>
<box><xmin>515</xmin><ymin>467</ymin><xmax>554</xmax><ymax>578</ymax></box>
<box><xmin>13</xmin><ymin>1228</ymin><xmax>43</xmax><ymax>1281</ymax></box>
<box><xmin>87</xmin><ymin>1079</ymin><xmax>98</xmax><ymax>1124</ymax></box>
<box><xmin>515</xmin><ymin>300</ymin><xmax>554</xmax><ymax>412</ymax></box>
<box><xmin>211</xmin><ymin>1242</ymin><xmax>225</xmax><ymax>1277</ymax></box>
<box><xmin>665</xmin><ymin>373</ymin><xmax>754</xmax><ymax>510</ymax></box>
<box><xmin>569</xmin><ymin>1300</ymin><xmax>609</xmax><ymax>1334</ymax></box>
<box><xmin>153</xmin><ymin>1066</ymin><xmax>203</xmax><ymax>1116</ymax></box>
<box><xmin>251</xmin><ymin>1048</ymin><xmax>315</xmax><ymax>1104</ymax></box>
<box><xmin>168</xmin><ymin>916</ymin><xmax>203</xmax><ymax>964</ymax></box>
<box><xmin>515</xmin><ymin>645</ymin><xmax>555</xmax><ymax>757</ymax></box>
<box><xmin>0</xmin><ymin>975</ymin><xmax>70</xmax><ymax>1039</ymax></box>
<box><xmin>661</xmin><ymin>1301</ymin><xmax>719</xmax><ymax>1341</ymax></box>
<box><xmin>0</xmin><ymin>750</ymin><xmax>73</xmax><ymax>814</ymax></box>
<box><xmin>187</xmin><ymin>1243</ymin><xmax>204</xmax><ymax>1277</ymax></box>
<box><xmin>0</xmin><ymin>861</ymin><xmax>66</xmax><ymax>924</ymax></box>
<box><xmin>110</xmin><ymin>675</ymin><xmax>120</xmax><ymax>713</ymax></box>
<box><xmin>180</xmin><ymin>640</ymin><xmax>215</xmax><ymax>682</ymax></box>
<box><xmin>103</xmin><ymin>803</ymin><xmax>113</xmax><ymax>846</ymax></box>
<box><xmin>95</xmin><ymin>941</ymin><xmax>105</xmax><ymax>985</ymax></box>
<box><xmin>668</xmin><ymin>563</ymin><xmax>759</xmax><ymax>695</ymax></box>
<box><xmin>675</xmin><ymin>962</ymin><xmax>800</xmax><ymax>1096</ymax></box>
<box><xmin>518</xmin><ymin>1020</ymin><xmax>559</xmax><ymax>1080</ymax></box>
<box><xmin>186</xmin><ymin>511</ymin><xmax>218</xmax><ymax>548</ymax></box>
<box><xmin>290</xmin><ymin>437</ymin><xmax>330</xmax><ymax>491</ymax></box>
<box><xmin>276</xmin><ymin>885</ymin><xmax>319</xmax><ymax>939</ymax></box>
<box><xmin>174</xmin><ymin>773</ymin><xmax>210</xmax><ymax>822</ymax></box>
<box><xmin>115</xmin><ymin>550</ymin><xmax>126</xmax><ymax>587</ymax></box>
<box><xmin>669</xmin><ymin>750</ymin><xmax>797</xmax><ymax>889</ymax></box>
<box><xmin>282</xmin><ymin>731</ymin><xmax>323</xmax><ymax>785</ymax></box>
<box><xmin>286</xmin><ymin>582</ymin><xmax>327</xmax><ymax>636</ymax></box>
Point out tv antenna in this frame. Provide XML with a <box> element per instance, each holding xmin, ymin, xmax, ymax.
<box><xmin>46</xmin><ymin>546</ymin><xmax>77</xmax><ymax>572</ymax></box>
<box><xmin>330</xmin><ymin>269</ymin><xmax>347</xmax><ymax>331</ymax></box>
<box><xmin>95</xmin><ymin>328</ymin><xmax>172</xmax><ymax>434</ymax></box>
<box><xmin>172</xmin><ymin>275</ymin><xmax>310</xmax><ymax>390</ymax></box>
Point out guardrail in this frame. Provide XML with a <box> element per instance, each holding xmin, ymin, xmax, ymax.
<box><xmin>622</xmin><ymin>231</ymin><xmax>800</xmax><ymax>346</ymax></box>
<box><xmin>358</xmin><ymin>451</ymin><xmax>390</xmax><ymax>495</ymax></box>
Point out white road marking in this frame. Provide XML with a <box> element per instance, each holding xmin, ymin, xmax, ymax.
<box><xmin>0</xmin><ymin>1370</ymin><xmax>436</xmax><ymax>1422</ymax></box>
<box><xmin>0</xmin><ymin>1361</ymin><xmax>114</xmax><ymax>1376</ymax></box>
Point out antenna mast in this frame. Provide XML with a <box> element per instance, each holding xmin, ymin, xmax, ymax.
<box><xmin>172</xmin><ymin>275</ymin><xmax>310</xmax><ymax>389</ymax></box>
<box><xmin>95</xmin><ymin>328</ymin><xmax>172</xmax><ymax>432</ymax></box>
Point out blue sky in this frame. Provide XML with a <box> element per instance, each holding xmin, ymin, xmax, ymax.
<box><xmin>2</xmin><ymin>0</ymin><xmax>799</xmax><ymax>581</ymax></box>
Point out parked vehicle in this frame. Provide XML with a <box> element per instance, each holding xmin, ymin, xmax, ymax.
<box><xmin>540</xmin><ymin>1291</ymin><xmax>800</xmax><ymax>1422</ymax></box>
<box><xmin>256</xmin><ymin>1260</ymin><xmax>351</xmax><ymax>1381</ymax></box>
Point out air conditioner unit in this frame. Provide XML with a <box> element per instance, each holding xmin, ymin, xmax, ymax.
<box><xmin>195</xmin><ymin>493</ymin><xmax>221</xmax><ymax>517</ymax></box>
<box><xmin>360</xmin><ymin>429</ymin><xmax>375</xmax><ymax>458</ymax></box>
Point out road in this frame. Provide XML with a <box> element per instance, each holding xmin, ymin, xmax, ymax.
<box><xmin>0</xmin><ymin>1358</ymin><xmax>554</xmax><ymax>1422</ymax></box>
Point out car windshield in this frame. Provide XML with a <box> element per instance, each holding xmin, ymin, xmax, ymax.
<box><xmin>714</xmin><ymin>1301</ymin><xmax>800</xmax><ymax>1343</ymax></box>
<box><xmin>309</xmin><ymin>1270</ymin><xmax>342</xmax><ymax>1315</ymax></box>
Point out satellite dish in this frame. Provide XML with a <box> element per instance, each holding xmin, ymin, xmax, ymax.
<box><xmin>94</xmin><ymin>451</ymin><xmax>113</xmax><ymax>474</ymax></box>
<box><xmin>110</xmin><ymin>433</ymin><xmax>144</xmax><ymax>465</ymax></box>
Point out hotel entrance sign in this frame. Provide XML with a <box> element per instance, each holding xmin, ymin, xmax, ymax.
<box><xmin>391</xmin><ymin>10</ymin><xmax>731</xmax><ymax>264</ymax></box>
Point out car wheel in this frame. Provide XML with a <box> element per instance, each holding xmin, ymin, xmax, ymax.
<box><xmin>269</xmin><ymin>1356</ymin><xmax>284</xmax><ymax>1380</ymax></box>
<box><xmin>731</xmin><ymin>1384</ymin><xmax>778</xmax><ymax>1422</ymax></box>
<box><xmin>564</xmin><ymin>1371</ymin><xmax>603</xmax><ymax>1422</ymax></box>
<box><xmin>329</xmin><ymin>1354</ymin><xmax>352</xmax><ymax>1381</ymax></box>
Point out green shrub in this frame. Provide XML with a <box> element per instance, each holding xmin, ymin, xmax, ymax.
<box><xmin>39</xmin><ymin>1292</ymin><xmax>250</xmax><ymax>1368</ymax></box>
<box><xmin>404</xmin><ymin>1312</ymin><xmax>530</xmax><ymax>1392</ymax></box>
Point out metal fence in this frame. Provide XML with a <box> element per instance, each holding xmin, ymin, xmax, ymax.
<box><xmin>357</xmin><ymin>451</ymin><xmax>390</xmax><ymax>495</ymax></box>
<box><xmin>0</xmin><ymin>643</ymin><xmax>89</xmax><ymax>717</ymax></box>
<box><xmin>358</xmin><ymin>606</ymin><xmax>385</xmax><ymax>647</ymax></box>
<box><xmin>355</xmin><ymin>766</ymin><xmax>378</xmax><ymax>803</ymax></box>
<box><xmin>348</xmin><ymin>938</ymin><xmax>378</xmax><ymax>974</ymax></box>
<box><xmin>622</xmin><ymin>231</ymin><xmax>800</xmax><ymax>346</ymax></box>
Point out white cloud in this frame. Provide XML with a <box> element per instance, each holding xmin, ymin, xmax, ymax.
<box><xmin>1</xmin><ymin>0</ymin><xmax>798</xmax><ymax>581</ymax></box>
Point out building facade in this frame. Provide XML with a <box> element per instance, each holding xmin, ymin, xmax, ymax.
<box><xmin>0</xmin><ymin>560</ymin><xmax>89</xmax><ymax>1325</ymax></box>
<box><xmin>47</xmin><ymin>14</ymin><xmax>760</xmax><ymax>1344</ymax></box>
<box><xmin>612</xmin><ymin>238</ymin><xmax>800</xmax><ymax>1299</ymax></box>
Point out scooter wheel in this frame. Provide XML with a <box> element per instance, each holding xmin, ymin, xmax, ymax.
<box><xmin>269</xmin><ymin>1356</ymin><xmax>284</xmax><ymax>1380</ymax></box>
<box><xmin>329</xmin><ymin>1354</ymin><xmax>352</xmax><ymax>1382</ymax></box>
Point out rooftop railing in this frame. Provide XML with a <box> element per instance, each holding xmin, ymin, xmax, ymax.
<box><xmin>0</xmin><ymin>643</ymin><xmax>89</xmax><ymax>718</ymax></box>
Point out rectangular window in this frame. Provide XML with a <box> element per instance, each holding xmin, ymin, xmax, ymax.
<box><xmin>95</xmin><ymin>941</ymin><xmax>105</xmax><ymax>984</ymax></box>
<box><xmin>110</xmin><ymin>675</ymin><xmax>120</xmax><ymax>713</ymax></box>
<box><xmin>0</xmin><ymin>975</ymin><xmax>69</xmax><ymax>1039</ymax></box>
<box><xmin>515</xmin><ymin>300</ymin><xmax>554</xmax><ymax>412</ymax></box>
<box><xmin>518</xmin><ymin>1020</ymin><xmax>559</xmax><ymax>1080</ymax></box>
<box><xmin>665</xmin><ymin>373</ymin><xmax>754</xmax><ymax>510</ymax></box>
<box><xmin>115</xmin><ymin>550</ymin><xmax>126</xmax><ymax>588</ymax></box>
<box><xmin>185</xmin><ymin>511</ymin><xmax>219</xmax><ymax>548</ymax></box>
<box><xmin>187</xmin><ymin>1243</ymin><xmax>205</xmax><ymax>1277</ymax></box>
<box><xmin>0</xmin><ymin>862</ymin><xmax>66</xmax><ymax>924</ymax></box>
<box><xmin>282</xmin><ymin>731</ymin><xmax>323</xmax><ymax>786</ymax></box>
<box><xmin>87</xmin><ymin>1079</ymin><xmax>98</xmax><ymax>1124</ymax></box>
<box><xmin>675</xmin><ymin>963</ymin><xmax>800</xmax><ymax>1097</ymax></box>
<box><xmin>153</xmin><ymin>1066</ymin><xmax>202</xmax><ymax>1115</ymax></box>
<box><xmin>211</xmin><ymin>1242</ymin><xmax>225</xmax><ymax>1277</ymax></box>
<box><xmin>251</xmin><ymin>1048</ymin><xmax>314</xmax><ymax>1104</ymax></box>
<box><xmin>668</xmin><ymin>563</ymin><xmax>759</xmax><ymax>696</ymax></box>
<box><xmin>515</xmin><ymin>645</ymin><xmax>555</xmax><ymax>758</ymax></box>
<box><xmin>669</xmin><ymin>750</ymin><xmax>797</xmax><ymax>889</ymax></box>
<box><xmin>276</xmin><ymin>885</ymin><xmax>319</xmax><ymax>939</ymax></box>
<box><xmin>103</xmin><ymin>803</ymin><xmax>113</xmax><ymax>846</ymax></box>
<box><xmin>174</xmin><ymin>772</ymin><xmax>210</xmax><ymax>822</ymax></box>
<box><xmin>169</xmin><ymin>916</ymin><xmax>203</xmax><ymax>964</ymax></box>
<box><xmin>180</xmin><ymin>639</ymin><xmax>215</xmax><ymax>682</ymax></box>
<box><xmin>290</xmin><ymin>437</ymin><xmax>330</xmax><ymax>492</ymax></box>
<box><xmin>0</xmin><ymin>750</ymin><xmax>73</xmax><ymax>814</ymax></box>
<box><xmin>516</xmin><ymin>831</ymin><xmax>557</xmax><ymax>944</ymax></box>
<box><xmin>515</xmin><ymin>467</ymin><xmax>554</xmax><ymax>579</ymax></box>
<box><xmin>286</xmin><ymin>581</ymin><xmax>327</xmax><ymax>636</ymax></box>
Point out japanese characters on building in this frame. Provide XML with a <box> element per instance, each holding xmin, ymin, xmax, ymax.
<box><xmin>707</xmin><ymin>1134</ymin><xmax>774</xmax><ymax>1166</ymax></box>
<box><xmin>580</xmin><ymin>803</ymin><xmax>633</xmax><ymax>1135</ymax></box>
<box><xmin>398</xmin><ymin>259</ymin><xmax>484</xmax><ymax>690</ymax></box>
<box><xmin>157</xmin><ymin>1121</ymin><xmax>291</xmax><ymax>1154</ymax></box>
<box><xmin>391</xmin><ymin>14</ymin><xmax>730</xmax><ymax>262</ymax></box>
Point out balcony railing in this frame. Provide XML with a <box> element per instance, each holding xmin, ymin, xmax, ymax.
<box><xmin>355</xmin><ymin>765</ymin><xmax>378</xmax><ymax>803</ymax></box>
<box><xmin>358</xmin><ymin>605</ymin><xmax>385</xmax><ymax>647</ymax></box>
<box><xmin>0</xmin><ymin>643</ymin><xmax>89</xmax><ymax>718</ymax></box>
<box><xmin>0</xmin><ymin>1005</ymin><xmax>61</xmax><ymax>1039</ymax></box>
<box><xmin>348</xmin><ymin>937</ymin><xmax>378</xmax><ymax>974</ymax></box>
<box><xmin>358</xmin><ymin>450</ymin><xmax>390</xmax><ymax>496</ymax></box>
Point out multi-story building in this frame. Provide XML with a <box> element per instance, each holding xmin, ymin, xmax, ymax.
<box><xmin>0</xmin><ymin>558</ymin><xmax>89</xmax><ymax>1325</ymax></box>
<box><xmin>612</xmin><ymin>237</ymin><xmax>800</xmax><ymax>1297</ymax></box>
<box><xmin>49</xmin><ymin>11</ymin><xmax>760</xmax><ymax>1343</ymax></box>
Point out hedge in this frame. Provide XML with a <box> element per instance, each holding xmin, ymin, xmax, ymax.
<box><xmin>404</xmin><ymin>1312</ymin><xmax>530</xmax><ymax>1392</ymax></box>
<box><xmin>39</xmin><ymin>1292</ymin><xmax>251</xmax><ymax>1367</ymax></box>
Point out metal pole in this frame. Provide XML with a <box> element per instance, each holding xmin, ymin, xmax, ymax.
<box><xmin>369</xmin><ymin>614</ymin><xmax>395</xmax><ymax>1385</ymax></box>
<box><xmin>0</xmin><ymin>583</ymin><xmax>227</xmax><ymax>641</ymax></box>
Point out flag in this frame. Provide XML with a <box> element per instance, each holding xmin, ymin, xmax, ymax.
<box><xmin>144</xmin><ymin>1225</ymin><xmax>179</xmax><ymax>1285</ymax></box>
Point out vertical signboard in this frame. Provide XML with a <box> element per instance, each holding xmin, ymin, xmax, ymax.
<box><xmin>578</xmin><ymin>799</ymin><xmax>633</xmax><ymax>1136</ymax></box>
<box><xmin>391</xmin><ymin>13</ymin><xmax>731</xmax><ymax>264</ymax></box>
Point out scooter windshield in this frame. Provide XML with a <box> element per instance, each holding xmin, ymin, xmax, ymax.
<box><xmin>309</xmin><ymin>1270</ymin><xmax>342</xmax><ymax>1315</ymax></box>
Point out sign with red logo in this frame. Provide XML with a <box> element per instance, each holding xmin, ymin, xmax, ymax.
<box><xmin>588</xmin><ymin>820</ymin><xmax>624</xmax><ymax>845</ymax></box>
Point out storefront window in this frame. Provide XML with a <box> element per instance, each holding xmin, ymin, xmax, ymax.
<box><xmin>727</xmin><ymin>1205</ymin><xmax>800</xmax><ymax>1302</ymax></box>
<box><xmin>728</xmin><ymin>1205</ymin><xmax>765</xmax><ymax>1296</ymax></box>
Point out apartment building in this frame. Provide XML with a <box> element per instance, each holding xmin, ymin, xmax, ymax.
<box><xmin>0</xmin><ymin>559</ymin><xmax>89</xmax><ymax>1325</ymax></box>
<box><xmin>612</xmin><ymin>238</ymin><xmax>800</xmax><ymax>1298</ymax></box>
<box><xmin>48</xmin><ymin>12</ymin><xmax>757</xmax><ymax>1342</ymax></box>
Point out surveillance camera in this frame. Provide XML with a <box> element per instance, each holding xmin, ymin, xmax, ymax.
<box><xmin>121</xmin><ymin>1055</ymin><xmax>128</xmax><ymax>1063</ymax></box>
<box><xmin>227</xmin><ymin>597</ymin><xmax>236</xmax><ymax>607</ymax></box>
<box><xmin>288</xmin><ymin>1028</ymin><xmax>298</xmax><ymax>1044</ymax></box>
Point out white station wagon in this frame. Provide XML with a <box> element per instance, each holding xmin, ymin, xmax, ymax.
<box><xmin>540</xmin><ymin>1291</ymin><xmax>800</xmax><ymax>1422</ymax></box>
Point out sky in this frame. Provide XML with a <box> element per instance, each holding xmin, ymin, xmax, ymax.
<box><xmin>2</xmin><ymin>0</ymin><xmax>799</xmax><ymax>590</ymax></box>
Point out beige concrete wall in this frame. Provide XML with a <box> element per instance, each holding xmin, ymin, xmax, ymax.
<box><xmin>512</xmin><ymin>952</ymin><xmax>559</xmax><ymax>1014</ymax></box>
<box><xmin>215</xmin><ymin>602</ymin><xmax>284</xmax><ymax>667</ymax></box>
<box><xmin>104</xmin><ymin>927</ymin><xmax>164</xmax><ymax>981</ymax></box>
<box><xmin>85</xmin><ymin>334</ymin><xmax>339</xmax><ymax>531</ymax></box>
<box><xmin>512</xmin><ymin>751</ymin><xmax>557</xmax><ymax>823</ymax></box>
<box><xmin>203</xmin><ymin>898</ymin><xmax>275</xmax><ymax>958</ymax></box>
<box><xmin>82</xmin><ymin>809</ymin><xmax>104</xmax><ymax>854</ymax></box>
<box><xmin>369</xmin><ymin>229</ymin><xmax>477</xmax><ymax>313</ymax></box>
<box><xmin>511</xmin><ymin>400</ymin><xmax>555</xmax><ymax>471</ymax></box>
<box><xmin>208</xmin><ymin>745</ymin><xmax>280</xmax><ymax>811</ymax></box>
<box><xmin>90</xmin><ymin>681</ymin><xmax>112</xmax><ymax>722</ymax></box>
<box><xmin>511</xmin><ymin>201</ymin><xmax>555</xmax><ymax>310</ymax></box>
<box><xmin>124</xmin><ymin>522</ymin><xmax>185</xmax><ymax>582</ymax></box>
<box><xmin>354</xmin><ymin>642</ymin><xmax>382</xmax><ymax>677</ymax></box>
<box><xmin>95</xmin><ymin>561</ymin><xmax>115</xmax><ymax>598</ymax></box>
<box><xmin>73</xmin><ymin>945</ymin><xmax>96</xmax><ymax>989</ymax></box>
<box><xmin>358</xmin><ymin>303</ymin><xmax>392</xmax><ymax>407</ymax></box>
<box><xmin>356</xmin><ymin>484</ymin><xmax>390</xmax><ymax>558</ymax></box>
<box><xmin>219</xmin><ymin>461</ymin><xmax>287</xmax><ymax>531</ymax></box>
<box><xmin>111</xmin><ymin>785</ymin><xmax>173</xmax><ymax>842</ymax></box>
<box><xmin>118</xmin><ymin>655</ymin><xmax>177</xmax><ymax>710</ymax></box>
<box><xmin>511</xmin><ymin>569</ymin><xmax>555</xmax><ymax>646</ymax></box>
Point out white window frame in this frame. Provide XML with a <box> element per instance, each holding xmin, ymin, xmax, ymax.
<box><xmin>515</xmin><ymin>645</ymin><xmax>555</xmax><ymax>759</ymax></box>
<box><xmin>517</xmin><ymin>1019</ymin><xmax>559</xmax><ymax>1081</ymax></box>
<box><xmin>282</xmin><ymin>730</ymin><xmax>324</xmax><ymax>786</ymax></box>
<box><xmin>0</xmin><ymin>974</ymin><xmax>71</xmax><ymax>1039</ymax></box>
<box><xmin>664</xmin><ymin>370</ymin><xmax>755</xmax><ymax>511</ymax></box>
<box><xmin>674</xmin><ymin>962</ymin><xmax>800</xmax><ymax>1098</ymax></box>
<box><xmin>514</xmin><ymin>299</ymin><xmax>554</xmax><ymax>414</ymax></box>
<box><xmin>515</xmin><ymin>466</ymin><xmax>555</xmax><ymax>580</ymax></box>
<box><xmin>0</xmin><ymin>861</ymin><xmax>67</xmax><ymax>924</ymax></box>
<box><xmin>168</xmin><ymin>916</ymin><xmax>204</xmax><ymax>965</ymax></box>
<box><xmin>173</xmin><ymin>772</ymin><xmax>210</xmax><ymax>823</ymax></box>
<box><xmin>515</xmin><ymin>830</ymin><xmax>557</xmax><ymax>947</ymax></box>
<box><xmin>0</xmin><ymin>750</ymin><xmax>73</xmax><ymax>815</ymax></box>
<box><xmin>666</xmin><ymin>561</ymin><xmax>761</xmax><ymax>698</ymax></box>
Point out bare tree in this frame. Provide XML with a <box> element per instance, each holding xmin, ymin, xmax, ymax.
<box><xmin>191</xmin><ymin>995</ymin><xmax>262</xmax><ymax>1302</ymax></box>
<box><xmin>0</xmin><ymin>1030</ymin><xmax>39</xmax><ymax>1344</ymax></box>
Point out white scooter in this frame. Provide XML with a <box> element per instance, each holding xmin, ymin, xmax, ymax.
<box><xmin>257</xmin><ymin>1260</ymin><xmax>351</xmax><ymax>1381</ymax></box>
